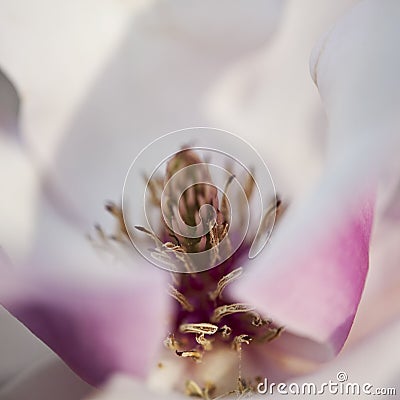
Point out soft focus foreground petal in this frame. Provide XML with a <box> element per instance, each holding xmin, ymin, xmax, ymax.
<box><xmin>233</xmin><ymin>173</ymin><xmax>374</xmax><ymax>361</ymax></box>
<box><xmin>348</xmin><ymin>211</ymin><xmax>400</xmax><ymax>343</ymax></box>
<box><xmin>85</xmin><ymin>375</ymin><xmax>187</xmax><ymax>400</ymax></box>
<box><xmin>0</xmin><ymin>68</ymin><xmax>19</xmax><ymax>136</ymax></box>
<box><xmin>0</xmin><ymin>307</ymin><xmax>52</xmax><ymax>388</ymax></box>
<box><xmin>35</xmin><ymin>1</ymin><xmax>283</xmax><ymax>226</ymax></box>
<box><xmin>0</xmin><ymin>262</ymin><xmax>170</xmax><ymax>386</ymax></box>
<box><xmin>0</xmin><ymin>356</ymin><xmax>91</xmax><ymax>400</ymax></box>
<box><xmin>310</xmin><ymin>0</ymin><xmax>400</xmax><ymax>182</ymax></box>
<box><xmin>309</xmin><ymin>1</ymin><xmax>400</xmax><ymax>335</ymax></box>
<box><xmin>0</xmin><ymin>1</ymin><xmax>149</xmax><ymax>162</ymax></box>
<box><xmin>235</xmin><ymin>0</ymin><xmax>400</xmax><ymax>364</ymax></box>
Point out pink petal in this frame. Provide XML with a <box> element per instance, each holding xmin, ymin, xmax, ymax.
<box><xmin>234</xmin><ymin>187</ymin><xmax>373</xmax><ymax>360</ymax></box>
<box><xmin>1</xmin><ymin>264</ymin><xmax>170</xmax><ymax>386</ymax></box>
<box><xmin>234</xmin><ymin>0</ymin><xmax>400</xmax><ymax>363</ymax></box>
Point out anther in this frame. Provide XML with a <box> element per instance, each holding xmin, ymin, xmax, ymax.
<box><xmin>105</xmin><ymin>201</ymin><xmax>129</xmax><ymax>238</ymax></box>
<box><xmin>169</xmin><ymin>286</ymin><xmax>195</xmax><ymax>312</ymax></box>
<box><xmin>164</xmin><ymin>334</ymin><xmax>181</xmax><ymax>351</ymax></box>
<box><xmin>211</xmin><ymin>303</ymin><xmax>255</xmax><ymax>323</ymax></box>
<box><xmin>185</xmin><ymin>380</ymin><xmax>204</xmax><ymax>398</ymax></box>
<box><xmin>209</xmin><ymin>267</ymin><xmax>243</xmax><ymax>301</ymax></box>
<box><xmin>250</xmin><ymin>311</ymin><xmax>271</xmax><ymax>327</ymax></box>
<box><xmin>179</xmin><ymin>323</ymin><xmax>219</xmax><ymax>336</ymax></box>
<box><xmin>176</xmin><ymin>350</ymin><xmax>203</xmax><ymax>363</ymax></box>
<box><xmin>195</xmin><ymin>334</ymin><xmax>213</xmax><ymax>351</ymax></box>
<box><xmin>218</xmin><ymin>325</ymin><xmax>232</xmax><ymax>339</ymax></box>
<box><xmin>232</xmin><ymin>334</ymin><xmax>252</xmax><ymax>352</ymax></box>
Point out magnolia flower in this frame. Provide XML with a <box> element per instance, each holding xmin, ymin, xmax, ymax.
<box><xmin>0</xmin><ymin>0</ymin><xmax>399</xmax><ymax>399</ymax></box>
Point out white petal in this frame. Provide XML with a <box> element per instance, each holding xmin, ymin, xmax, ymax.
<box><xmin>0</xmin><ymin>1</ymin><xmax>148</xmax><ymax>162</ymax></box>
<box><xmin>206</xmin><ymin>0</ymin><xmax>359</xmax><ymax>197</ymax></box>
<box><xmin>85</xmin><ymin>375</ymin><xmax>187</xmax><ymax>400</ymax></box>
<box><xmin>0</xmin><ymin>136</ymin><xmax>38</xmax><ymax>263</ymax></box>
<box><xmin>310</xmin><ymin>0</ymin><xmax>400</xmax><ymax>183</ymax></box>
<box><xmin>21</xmin><ymin>1</ymin><xmax>284</xmax><ymax>225</ymax></box>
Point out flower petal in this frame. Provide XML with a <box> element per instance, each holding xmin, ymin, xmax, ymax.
<box><xmin>160</xmin><ymin>0</ymin><xmax>284</xmax><ymax>55</ymax></box>
<box><xmin>294</xmin><ymin>317</ymin><xmax>400</xmax><ymax>399</ymax></box>
<box><xmin>0</xmin><ymin>306</ymin><xmax>52</xmax><ymax>387</ymax></box>
<box><xmin>1</xmin><ymin>263</ymin><xmax>170</xmax><ymax>386</ymax></box>
<box><xmin>310</xmin><ymin>0</ymin><xmax>400</xmax><ymax>181</ymax></box>
<box><xmin>234</xmin><ymin>185</ymin><xmax>373</xmax><ymax>361</ymax></box>
<box><xmin>205</xmin><ymin>0</ymin><xmax>358</xmax><ymax>198</ymax></box>
<box><xmin>85</xmin><ymin>374</ymin><xmax>187</xmax><ymax>400</ymax></box>
<box><xmin>0</xmin><ymin>356</ymin><xmax>91</xmax><ymax>400</ymax></box>
<box><xmin>234</xmin><ymin>0</ymin><xmax>400</xmax><ymax>363</ymax></box>
<box><xmin>29</xmin><ymin>1</ymin><xmax>283</xmax><ymax>226</ymax></box>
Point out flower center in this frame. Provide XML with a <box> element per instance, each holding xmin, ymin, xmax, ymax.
<box><xmin>91</xmin><ymin>148</ymin><xmax>285</xmax><ymax>399</ymax></box>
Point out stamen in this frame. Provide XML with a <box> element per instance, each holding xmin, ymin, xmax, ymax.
<box><xmin>232</xmin><ymin>334</ymin><xmax>252</xmax><ymax>352</ymax></box>
<box><xmin>144</xmin><ymin>174</ymin><xmax>163</xmax><ymax>207</ymax></box>
<box><xmin>170</xmin><ymin>272</ymin><xmax>181</xmax><ymax>287</ymax></box>
<box><xmin>169</xmin><ymin>286</ymin><xmax>195</xmax><ymax>312</ymax></box>
<box><xmin>204</xmin><ymin>383</ymin><xmax>216</xmax><ymax>400</ymax></box>
<box><xmin>237</xmin><ymin>378</ymin><xmax>253</xmax><ymax>397</ymax></box>
<box><xmin>185</xmin><ymin>380</ymin><xmax>204</xmax><ymax>398</ymax></box>
<box><xmin>261</xmin><ymin>326</ymin><xmax>284</xmax><ymax>342</ymax></box>
<box><xmin>97</xmin><ymin>149</ymin><xmax>287</xmax><ymax>400</ymax></box>
<box><xmin>250</xmin><ymin>311</ymin><xmax>271</xmax><ymax>327</ymax></box>
<box><xmin>209</xmin><ymin>267</ymin><xmax>243</xmax><ymax>301</ymax></box>
<box><xmin>221</xmin><ymin>174</ymin><xmax>235</xmax><ymax>222</ymax></box>
<box><xmin>134</xmin><ymin>225</ymin><xmax>160</xmax><ymax>242</ymax></box>
<box><xmin>208</xmin><ymin>222</ymin><xmax>221</xmax><ymax>265</ymax></box>
<box><xmin>173</xmin><ymin>250</ymin><xmax>195</xmax><ymax>273</ymax></box>
<box><xmin>185</xmin><ymin>381</ymin><xmax>216</xmax><ymax>400</ymax></box>
<box><xmin>179</xmin><ymin>323</ymin><xmax>219</xmax><ymax>335</ymax></box>
<box><xmin>232</xmin><ymin>334</ymin><xmax>252</xmax><ymax>398</ymax></box>
<box><xmin>218</xmin><ymin>325</ymin><xmax>232</xmax><ymax>339</ymax></box>
<box><xmin>195</xmin><ymin>333</ymin><xmax>213</xmax><ymax>351</ymax></box>
<box><xmin>94</xmin><ymin>224</ymin><xmax>107</xmax><ymax>242</ymax></box>
<box><xmin>243</xmin><ymin>168</ymin><xmax>255</xmax><ymax>201</ymax></box>
<box><xmin>164</xmin><ymin>334</ymin><xmax>181</xmax><ymax>351</ymax></box>
<box><xmin>150</xmin><ymin>250</ymin><xmax>177</xmax><ymax>269</ymax></box>
<box><xmin>176</xmin><ymin>350</ymin><xmax>203</xmax><ymax>363</ymax></box>
<box><xmin>211</xmin><ymin>303</ymin><xmax>255</xmax><ymax>323</ymax></box>
<box><xmin>105</xmin><ymin>201</ymin><xmax>129</xmax><ymax>239</ymax></box>
<box><xmin>163</xmin><ymin>242</ymin><xmax>185</xmax><ymax>252</ymax></box>
<box><xmin>251</xmin><ymin>196</ymin><xmax>282</xmax><ymax>251</ymax></box>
